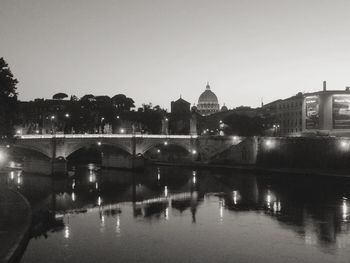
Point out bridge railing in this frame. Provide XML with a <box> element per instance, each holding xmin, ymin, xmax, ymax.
<box><xmin>16</xmin><ymin>134</ymin><xmax>200</xmax><ymax>139</ymax></box>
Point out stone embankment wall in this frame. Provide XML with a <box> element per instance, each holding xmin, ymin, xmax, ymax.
<box><xmin>210</xmin><ymin>137</ymin><xmax>258</xmax><ymax>165</ymax></box>
<box><xmin>256</xmin><ymin>137</ymin><xmax>350</xmax><ymax>169</ymax></box>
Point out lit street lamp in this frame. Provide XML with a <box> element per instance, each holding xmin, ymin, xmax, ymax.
<box><xmin>50</xmin><ymin>115</ymin><xmax>56</xmax><ymax>134</ymax></box>
<box><xmin>272</xmin><ymin>124</ymin><xmax>280</xmax><ymax>136</ymax></box>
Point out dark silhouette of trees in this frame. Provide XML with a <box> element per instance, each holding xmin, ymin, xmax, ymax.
<box><xmin>138</xmin><ymin>103</ymin><xmax>166</xmax><ymax>133</ymax></box>
<box><xmin>223</xmin><ymin>114</ymin><xmax>265</xmax><ymax>136</ymax></box>
<box><xmin>0</xmin><ymin>57</ymin><xmax>18</xmax><ymax>139</ymax></box>
<box><xmin>80</xmin><ymin>94</ymin><xmax>96</xmax><ymax>102</ymax></box>
<box><xmin>52</xmin><ymin>93</ymin><xmax>68</xmax><ymax>100</ymax></box>
<box><xmin>112</xmin><ymin>94</ymin><xmax>135</xmax><ymax>112</ymax></box>
<box><xmin>70</xmin><ymin>95</ymin><xmax>78</xmax><ymax>101</ymax></box>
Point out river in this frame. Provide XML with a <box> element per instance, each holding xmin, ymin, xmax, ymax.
<box><xmin>1</xmin><ymin>165</ymin><xmax>350</xmax><ymax>262</ymax></box>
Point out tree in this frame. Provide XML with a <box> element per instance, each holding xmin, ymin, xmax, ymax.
<box><xmin>112</xmin><ymin>94</ymin><xmax>135</xmax><ymax>111</ymax></box>
<box><xmin>0</xmin><ymin>58</ymin><xmax>18</xmax><ymax>139</ymax></box>
<box><xmin>80</xmin><ymin>94</ymin><xmax>96</xmax><ymax>102</ymax></box>
<box><xmin>52</xmin><ymin>92</ymin><xmax>68</xmax><ymax>100</ymax></box>
<box><xmin>223</xmin><ymin>114</ymin><xmax>265</xmax><ymax>136</ymax></box>
<box><xmin>70</xmin><ymin>95</ymin><xmax>78</xmax><ymax>101</ymax></box>
<box><xmin>137</xmin><ymin>103</ymin><xmax>166</xmax><ymax>133</ymax></box>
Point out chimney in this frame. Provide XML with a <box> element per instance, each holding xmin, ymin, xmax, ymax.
<box><xmin>323</xmin><ymin>81</ymin><xmax>327</xmax><ymax>91</ymax></box>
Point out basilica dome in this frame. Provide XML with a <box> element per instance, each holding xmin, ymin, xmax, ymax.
<box><xmin>197</xmin><ymin>83</ymin><xmax>220</xmax><ymax>116</ymax></box>
<box><xmin>198</xmin><ymin>84</ymin><xmax>219</xmax><ymax>104</ymax></box>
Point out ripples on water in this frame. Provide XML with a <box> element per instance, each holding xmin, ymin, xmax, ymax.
<box><xmin>2</xmin><ymin>165</ymin><xmax>350</xmax><ymax>263</ymax></box>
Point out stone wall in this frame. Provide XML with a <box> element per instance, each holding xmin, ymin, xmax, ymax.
<box><xmin>257</xmin><ymin>137</ymin><xmax>350</xmax><ymax>169</ymax></box>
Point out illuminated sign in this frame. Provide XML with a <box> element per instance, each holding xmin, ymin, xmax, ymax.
<box><xmin>305</xmin><ymin>96</ymin><xmax>319</xmax><ymax>129</ymax></box>
<box><xmin>333</xmin><ymin>95</ymin><xmax>350</xmax><ymax>129</ymax></box>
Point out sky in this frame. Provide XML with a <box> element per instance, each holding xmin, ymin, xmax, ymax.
<box><xmin>1</xmin><ymin>0</ymin><xmax>350</xmax><ymax>110</ymax></box>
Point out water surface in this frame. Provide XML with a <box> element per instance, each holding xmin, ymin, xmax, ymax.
<box><xmin>2</xmin><ymin>166</ymin><xmax>350</xmax><ymax>263</ymax></box>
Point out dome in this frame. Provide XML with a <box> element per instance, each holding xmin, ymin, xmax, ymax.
<box><xmin>221</xmin><ymin>104</ymin><xmax>228</xmax><ymax>111</ymax></box>
<box><xmin>197</xmin><ymin>82</ymin><xmax>220</xmax><ymax>116</ymax></box>
<box><xmin>198</xmin><ymin>83</ymin><xmax>218</xmax><ymax>104</ymax></box>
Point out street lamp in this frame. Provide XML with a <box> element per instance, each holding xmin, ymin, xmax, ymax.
<box><xmin>100</xmin><ymin>117</ymin><xmax>105</xmax><ymax>134</ymax></box>
<box><xmin>273</xmin><ymin>124</ymin><xmax>280</xmax><ymax>136</ymax></box>
<box><xmin>50</xmin><ymin>115</ymin><xmax>55</xmax><ymax>134</ymax></box>
<box><xmin>63</xmin><ymin>113</ymin><xmax>70</xmax><ymax>134</ymax></box>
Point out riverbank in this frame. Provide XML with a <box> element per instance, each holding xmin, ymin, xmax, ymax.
<box><xmin>0</xmin><ymin>187</ymin><xmax>32</xmax><ymax>263</ymax></box>
<box><xmin>151</xmin><ymin>161</ymin><xmax>350</xmax><ymax>178</ymax></box>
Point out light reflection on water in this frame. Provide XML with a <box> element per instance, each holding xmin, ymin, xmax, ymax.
<box><xmin>2</xmin><ymin>166</ymin><xmax>350</xmax><ymax>262</ymax></box>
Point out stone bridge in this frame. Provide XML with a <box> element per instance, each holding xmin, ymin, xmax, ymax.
<box><xmin>13</xmin><ymin>134</ymin><xmax>246</xmax><ymax>173</ymax></box>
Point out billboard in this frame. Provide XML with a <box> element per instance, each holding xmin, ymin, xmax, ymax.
<box><xmin>333</xmin><ymin>95</ymin><xmax>350</xmax><ymax>129</ymax></box>
<box><xmin>305</xmin><ymin>96</ymin><xmax>319</xmax><ymax>129</ymax></box>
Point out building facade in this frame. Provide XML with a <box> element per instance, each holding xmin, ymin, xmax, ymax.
<box><xmin>170</xmin><ymin>97</ymin><xmax>191</xmax><ymax>134</ymax></box>
<box><xmin>262</xmin><ymin>83</ymin><xmax>350</xmax><ymax>136</ymax></box>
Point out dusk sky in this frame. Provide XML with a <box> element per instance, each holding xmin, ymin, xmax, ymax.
<box><xmin>1</xmin><ymin>0</ymin><xmax>350</xmax><ymax>110</ymax></box>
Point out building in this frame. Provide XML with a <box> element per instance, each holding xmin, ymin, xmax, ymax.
<box><xmin>197</xmin><ymin>83</ymin><xmax>220</xmax><ymax>116</ymax></box>
<box><xmin>262</xmin><ymin>81</ymin><xmax>350</xmax><ymax>136</ymax></box>
<box><xmin>171</xmin><ymin>97</ymin><xmax>191</xmax><ymax>115</ymax></box>
<box><xmin>169</xmin><ymin>97</ymin><xmax>191</xmax><ymax>134</ymax></box>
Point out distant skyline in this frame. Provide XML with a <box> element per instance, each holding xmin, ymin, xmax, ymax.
<box><xmin>2</xmin><ymin>0</ymin><xmax>350</xmax><ymax>110</ymax></box>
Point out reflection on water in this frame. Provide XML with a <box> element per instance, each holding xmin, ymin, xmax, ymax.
<box><xmin>2</xmin><ymin>166</ymin><xmax>350</xmax><ymax>262</ymax></box>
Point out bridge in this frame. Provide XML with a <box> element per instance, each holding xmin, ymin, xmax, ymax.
<box><xmin>11</xmin><ymin>134</ymin><xmax>256</xmax><ymax>174</ymax></box>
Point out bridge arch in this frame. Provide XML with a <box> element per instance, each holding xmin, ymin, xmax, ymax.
<box><xmin>11</xmin><ymin>144</ymin><xmax>52</xmax><ymax>159</ymax></box>
<box><xmin>141</xmin><ymin>142</ymin><xmax>192</xmax><ymax>155</ymax></box>
<box><xmin>57</xmin><ymin>139</ymin><xmax>131</xmax><ymax>158</ymax></box>
<box><xmin>65</xmin><ymin>141</ymin><xmax>132</xmax><ymax>160</ymax></box>
<box><xmin>138</xmin><ymin>139</ymin><xmax>193</xmax><ymax>155</ymax></box>
<box><xmin>142</xmin><ymin>142</ymin><xmax>194</xmax><ymax>163</ymax></box>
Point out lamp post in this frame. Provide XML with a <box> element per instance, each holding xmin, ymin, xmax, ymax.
<box><xmin>50</xmin><ymin>115</ymin><xmax>55</xmax><ymax>134</ymax></box>
<box><xmin>64</xmin><ymin>113</ymin><xmax>70</xmax><ymax>134</ymax></box>
<box><xmin>50</xmin><ymin>115</ymin><xmax>56</xmax><ymax>175</ymax></box>
<box><xmin>100</xmin><ymin>117</ymin><xmax>105</xmax><ymax>134</ymax></box>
